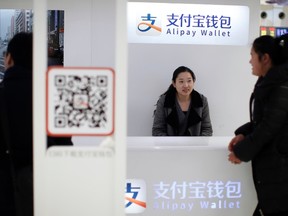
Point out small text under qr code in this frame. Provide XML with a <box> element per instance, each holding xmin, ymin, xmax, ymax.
<box><xmin>53</xmin><ymin>75</ymin><xmax>108</xmax><ymax>128</ymax></box>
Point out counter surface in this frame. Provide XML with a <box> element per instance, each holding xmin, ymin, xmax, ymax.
<box><xmin>126</xmin><ymin>136</ymin><xmax>257</xmax><ymax>216</ymax></box>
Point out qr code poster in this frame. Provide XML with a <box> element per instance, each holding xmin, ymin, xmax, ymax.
<box><xmin>46</xmin><ymin>67</ymin><xmax>115</xmax><ymax>136</ymax></box>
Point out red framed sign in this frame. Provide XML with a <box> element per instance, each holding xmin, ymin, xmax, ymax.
<box><xmin>46</xmin><ymin>67</ymin><xmax>115</xmax><ymax>136</ymax></box>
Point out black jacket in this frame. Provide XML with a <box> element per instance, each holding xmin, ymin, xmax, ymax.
<box><xmin>0</xmin><ymin>66</ymin><xmax>33</xmax><ymax>169</ymax></box>
<box><xmin>233</xmin><ymin>64</ymin><xmax>288</xmax><ymax>214</ymax></box>
<box><xmin>0</xmin><ymin>65</ymin><xmax>33</xmax><ymax>216</ymax></box>
<box><xmin>0</xmin><ymin>65</ymin><xmax>73</xmax><ymax>216</ymax></box>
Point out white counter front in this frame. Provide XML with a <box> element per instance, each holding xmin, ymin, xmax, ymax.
<box><xmin>126</xmin><ymin>136</ymin><xmax>257</xmax><ymax>216</ymax></box>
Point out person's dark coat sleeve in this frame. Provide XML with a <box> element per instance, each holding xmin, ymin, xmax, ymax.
<box><xmin>233</xmin><ymin>86</ymin><xmax>288</xmax><ymax>162</ymax></box>
<box><xmin>234</xmin><ymin>122</ymin><xmax>253</xmax><ymax>136</ymax></box>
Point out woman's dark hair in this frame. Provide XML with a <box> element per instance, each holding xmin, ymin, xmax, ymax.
<box><xmin>7</xmin><ymin>32</ymin><xmax>33</xmax><ymax>69</ymax></box>
<box><xmin>252</xmin><ymin>35</ymin><xmax>287</xmax><ymax>66</ymax></box>
<box><xmin>164</xmin><ymin>66</ymin><xmax>196</xmax><ymax>95</ymax></box>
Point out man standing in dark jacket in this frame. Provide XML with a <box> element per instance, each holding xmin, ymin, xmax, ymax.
<box><xmin>228</xmin><ymin>35</ymin><xmax>288</xmax><ymax>216</ymax></box>
<box><xmin>0</xmin><ymin>32</ymin><xmax>73</xmax><ymax>216</ymax></box>
<box><xmin>0</xmin><ymin>32</ymin><xmax>34</xmax><ymax>216</ymax></box>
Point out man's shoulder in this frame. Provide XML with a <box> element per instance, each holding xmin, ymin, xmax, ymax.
<box><xmin>4</xmin><ymin>66</ymin><xmax>32</xmax><ymax>80</ymax></box>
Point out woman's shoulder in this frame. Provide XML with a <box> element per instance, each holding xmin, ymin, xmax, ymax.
<box><xmin>157</xmin><ymin>93</ymin><xmax>166</xmax><ymax>102</ymax></box>
<box><xmin>155</xmin><ymin>94</ymin><xmax>166</xmax><ymax>107</ymax></box>
<box><xmin>270</xmin><ymin>80</ymin><xmax>288</xmax><ymax>99</ymax></box>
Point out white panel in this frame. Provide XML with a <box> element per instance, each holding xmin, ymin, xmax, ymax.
<box><xmin>127</xmin><ymin>137</ymin><xmax>257</xmax><ymax>216</ymax></box>
<box><xmin>44</xmin><ymin>147</ymin><xmax>115</xmax><ymax>216</ymax></box>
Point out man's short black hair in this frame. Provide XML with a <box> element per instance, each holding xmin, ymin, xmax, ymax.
<box><xmin>7</xmin><ymin>32</ymin><xmax>33</xmax><ymax>69</ymax></box>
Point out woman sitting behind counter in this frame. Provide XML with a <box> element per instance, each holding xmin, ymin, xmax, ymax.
<box><xmin>152</xmin><ymin>66</ymin><xmax>213</xmax><ymax>136</ymax></box>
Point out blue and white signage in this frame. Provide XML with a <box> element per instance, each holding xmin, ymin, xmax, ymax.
<box><xmin>127</xmin><ymin>2</ymin><xmax>250</xmax><ymax>45</ymax></box>
<box><xmin>153</xmin><ymin>180</ymin><xmax>241</xmax><ymax>212</ymax></box>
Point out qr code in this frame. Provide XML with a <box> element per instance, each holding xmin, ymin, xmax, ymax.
<box><xmin>54</xmin><ymin>75</ymin><xmax>108</xmax><ymax>128</ymax></box>
<box><xmin>47</xmin><ymin>68</ymin><xmax>114</xmax><ymax>136</ymax></box>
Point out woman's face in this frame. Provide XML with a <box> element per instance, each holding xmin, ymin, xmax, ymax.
<box><xmin>173</xmin><ymin>71</ymin><xmax>194</xmax><ymax>97</ymax></box>
<box><xmin>249</xmin><ymin>47</ymin><xmax>268</xmax><ymax>77</ymax></box>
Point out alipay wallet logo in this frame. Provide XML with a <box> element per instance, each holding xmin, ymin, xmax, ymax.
<box><xmin>125</xmin><ymin>179</ymin><xmax>146</xmax><ymax>214</ymax></box>
<box><xmin>136</xmin><ymin>13</ymin><xmax>162</xmax><ymax>36</ymax></box>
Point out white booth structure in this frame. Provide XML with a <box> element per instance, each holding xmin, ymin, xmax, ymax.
<box><xmin>126</xmin><ymin>137</ymin><xmax>257</xmax><ymax>216</ymax></box>
<box><xmin>0</xmin><ymin>0</ymin><xmax>272</xmax><ymax>215</ymax></box>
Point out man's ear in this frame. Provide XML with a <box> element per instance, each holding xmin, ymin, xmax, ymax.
<box><xmin>4</xmin><ymin>53</ymin><xmax>14</xmax><ymax>70</ymax></box>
